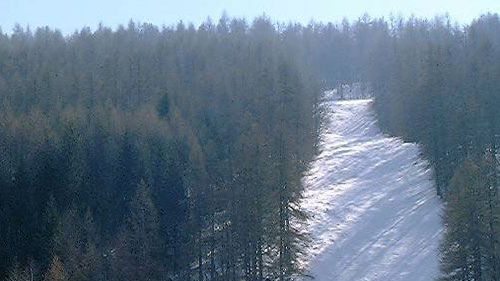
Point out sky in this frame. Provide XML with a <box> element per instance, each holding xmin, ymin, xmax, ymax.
<box><xmin>1</xmin><ymin>0</ymin><xmax>499</xmax><ymax>34</ymax></box>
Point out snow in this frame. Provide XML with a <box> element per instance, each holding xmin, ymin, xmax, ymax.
<box><xmin>300</xmin><ymin>98</ymin><xmax>443</xmax><ymax>281</ymax></box>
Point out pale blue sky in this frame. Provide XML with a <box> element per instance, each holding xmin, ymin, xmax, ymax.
<box><xmin>1</xmin><ymin>0</ymin><xmax>499</xmax><ymax>34</ymax></box>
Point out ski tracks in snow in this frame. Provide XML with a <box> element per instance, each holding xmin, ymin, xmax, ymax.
<box><xmin>300</xmin><ymin>99</ymin><xmax>443</xmax><ymax>281</ymax></box>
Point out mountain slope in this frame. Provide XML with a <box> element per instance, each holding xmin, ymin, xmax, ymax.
<box><xmin>301</xmin><ymin>98</ymin><xmax>443</xmax><ymax>281</ymax></box>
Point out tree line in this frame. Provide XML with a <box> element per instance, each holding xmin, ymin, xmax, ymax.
<box><xmin>0</xmin><ymin>17</ymin><xmax>320</xmax><ymax>281</ymax></box>
<box><xmin>1</xmin><ymin>12</ymin><xmax>499</xmax><ymax>281</ymax></box>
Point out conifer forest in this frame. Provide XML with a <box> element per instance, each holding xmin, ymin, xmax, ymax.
<box><xmin>0</xmin><ymin>6</ymin><xmax>499</xmax><ymax>281</ymax></box>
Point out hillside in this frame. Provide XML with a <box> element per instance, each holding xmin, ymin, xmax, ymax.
<box><xmin>301</xmin><ymin>98</ymin><xmax>443</xmax><ymax>281</ymax></box>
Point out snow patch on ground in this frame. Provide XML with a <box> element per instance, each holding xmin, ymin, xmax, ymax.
<box><xmin>300</xmin><ymin>99</ymin><xmax>443</xmax><ymax>281</ymax></box>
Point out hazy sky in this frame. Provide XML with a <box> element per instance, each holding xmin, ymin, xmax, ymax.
<box><xmin>1</xmin><ymin>0</ymin><xmax>499</xmax><ymax>34</ymax></box>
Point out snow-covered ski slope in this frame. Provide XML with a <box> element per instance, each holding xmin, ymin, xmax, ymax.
<box><xmin>301</xmin><ymin>98</ymin><xmax>443</xmax><ymax>281</ymax></box>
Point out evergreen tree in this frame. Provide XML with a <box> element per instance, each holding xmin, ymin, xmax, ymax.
<box><xmin>44</xmin><ymin>256</ymin><xmax>66</xmax><ymax>281</ymax></box>
<box><xmin>112</xmin><ymin>180</ymin><xmax>164</xmax><ymax>281</ymax></box>
<box><xmin>5</xmin><ymin>262</ymin><xmax>32</xmax><ymax>281</ymax></box>
<box><xmin>157</xmin><ymin>93</ymin><xmax>170</xmax><ymax>118</ymax></box>
<box><xmin>440</xmin><ymin>156</ymin><xmax>500</xmax><ymax>281</ymax></box>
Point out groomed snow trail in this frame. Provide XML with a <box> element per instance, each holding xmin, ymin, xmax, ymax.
<box><xmin>301</xmin><ymin>98</ymin><xmax>443</xmax><ymax>281</ymax></box>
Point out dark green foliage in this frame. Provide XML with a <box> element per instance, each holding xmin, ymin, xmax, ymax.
<box><xmin>112</xmin><ymin>180</ymin><xmax>164</xmax><ymax>281</ymax></box>
<box><xmin>438</xmin><ymin>157</ymin><xmax>500</xmax><ymax>281</ymax></box>
<box><xmin>2</xmin><ymin>11</ymin><xmax>499</xmax><ymax>281</ymax></box>
<box><xmin>5</xmin><ymin>262</ymin><xmax>32</xmax><ymax>281</ymax></box>
<box><xmin>0</xmin><ymin>16</ymin><xmax>319</xmax><ymax>281</ymax></box>
<box><xmin>157</xmin><ymin>93</ymin><xmax>170</xmax><ymax>118</ymax></box>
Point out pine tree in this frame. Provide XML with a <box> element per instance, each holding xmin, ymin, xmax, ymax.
<box><xmin>480</xmin><ymin>150</ymin><xmax>500</xmax><ymax>280</ymax></box>
<box><xmin>80</xmin><ymin>209</ymin><xmax>103</xmax><ymax>281</ymax></box>
<box><xmin>52</xmin><ymin>208</ymin><xmax>81</xmax><ymax>281</ymax></box>
<box><xmin>440</xmin><ymin>157</ymin><xmax>500</xmax><ymax>281</ymax></box>
<box><xmin>112</xmin><ymin>179</ymin><xmax>164</xmax><ymax>281</ymax></box>
<box><xmin>5</xmin><ymin>262</ymin><xmax>31</xmax><ymax>281</ymax></box>
<box><xmin>44</xmin><ymin>256</ymin><xmax>66</xmax><ymax>281</ymax></box>
<box><xmin>157</xmin><ymin>93</ymin><xmax>170</xmax><ymax>118</ymax></box>
<box><xmin>440</xmin><ymin>160</ymin><xmax>482</xmax><ymax>281</ymax></box>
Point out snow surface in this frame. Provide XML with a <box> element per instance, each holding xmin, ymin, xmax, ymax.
<box><xmin>300</xmin><ymin>98</ymin><xmax>443</xmax><ymax>281</ymax></box>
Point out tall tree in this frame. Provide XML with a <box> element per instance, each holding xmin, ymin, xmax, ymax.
<box><xmin>112</xmin><ymin>180</ymin><xmax>164</xmax><ymax>281</ymax></box>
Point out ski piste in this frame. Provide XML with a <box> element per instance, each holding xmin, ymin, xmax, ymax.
<box><xmin>300</xmin><ymin>93</ymin><xmax>443</xmax><ymax>281</ymax></box>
